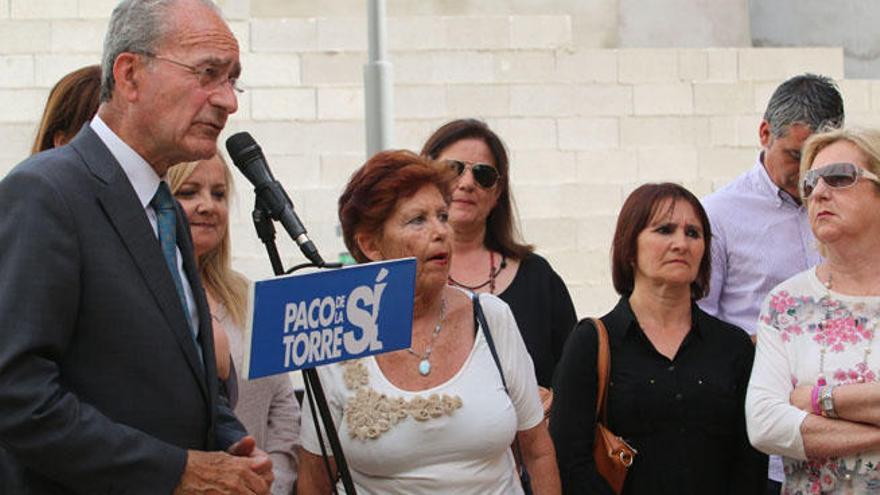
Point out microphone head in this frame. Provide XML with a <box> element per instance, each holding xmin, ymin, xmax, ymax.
<box><xmin>226</xmin><ymin>132</ymin><xmax>272</xmax><ymax>185</ymax></box>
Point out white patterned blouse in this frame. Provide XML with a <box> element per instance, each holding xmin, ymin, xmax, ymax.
<box><xmin>746</xmin><ymin>268</ymin><xmax>880</xmax><ymax>494</ymax></box>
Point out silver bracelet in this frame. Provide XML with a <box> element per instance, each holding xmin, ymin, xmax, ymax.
<box><xmin>820</xmin><ymin>385</ymin><xmax>838</xmax><ymax>419</ymax></box>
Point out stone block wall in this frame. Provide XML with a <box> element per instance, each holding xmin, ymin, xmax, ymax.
<box><xmin>1</xmin><ymin>1</ymin><xmax>878</xmax><ymax>318</ymax></box>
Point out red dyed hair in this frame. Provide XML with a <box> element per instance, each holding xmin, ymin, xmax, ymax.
<box><xmin>611</xmin><ymin>183</ymin><xmax>713</xmax><ymax>300</ymax></box>
<box><xmin>338</xmin><ymin>150</ymin><xmax>455</xmax><ymax>263</ymax></box>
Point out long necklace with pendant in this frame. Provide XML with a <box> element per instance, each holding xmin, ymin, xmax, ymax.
<box><xmin>406</xmin><ymin>297</ymin><xmax>447</xmax><ymax>376</ymax></box>
<box><xmin>838</xmin><ymin>458</ymin><xmax>861</xmax><ymax>495</ymax></box>
<box><xmin>817</xmin><ymin>269</ymin><xmax>877</xmax><ymax>386</ymax></box>
<box><xmin>819</xmin><ymin>267</ymin><xmax>875</xmax><ymax>491</ymax></box>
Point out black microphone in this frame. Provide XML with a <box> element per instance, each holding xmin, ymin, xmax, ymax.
<box><xmin>226</xmin><ymin>132</ymin><xmax>325</xmax><ymax>266</ymax></box>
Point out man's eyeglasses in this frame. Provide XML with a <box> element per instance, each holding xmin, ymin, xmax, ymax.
<box><xmin>445</xmin><ymin>159</ymin><xmax>500</xmax><ymax>189</ymax></box>
<box><xmin>800</xmin><ymin>162</ymin><xmax>880</xmax><ymax>198</ymax></box>
<box><xmin>140</xmin><ymin>52</ymin><xmax>243</xmax><ymax>94</ymax></box>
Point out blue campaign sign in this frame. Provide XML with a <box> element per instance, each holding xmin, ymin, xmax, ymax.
<box><xmin>242</xmin><ymin>258</ymin><xmax>416</xmax><ymax>379</ymax></box>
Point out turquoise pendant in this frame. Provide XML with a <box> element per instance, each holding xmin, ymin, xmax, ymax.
<box><xmin>418</xmin><ymin>359</ymin><xmax>431</xmax><ymax>376</ymax></box>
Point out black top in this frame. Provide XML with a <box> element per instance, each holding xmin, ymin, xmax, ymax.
<box><xmin>498</xmin><ymin>253</ymin><xmax>577</xmax><ymax>388</ymax></box>
<box><xmin>549</xmin><ymin>297</ymin><xmax>767</xmax><ymax>495</ymax></box>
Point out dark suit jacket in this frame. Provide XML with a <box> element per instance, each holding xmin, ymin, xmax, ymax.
<box><xmin>0</xmin><ymin>126</ymin><xmax>246</xmax><ymax>494</ymax></box>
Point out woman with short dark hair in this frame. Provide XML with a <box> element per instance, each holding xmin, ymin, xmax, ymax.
<box><xmin>550</xmin><ymin>183</ymin><xmax>766</xmax><ymax>495</ymax></box>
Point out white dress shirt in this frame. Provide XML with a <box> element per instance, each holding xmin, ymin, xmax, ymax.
<box><xmin>90</xmin><ymin>115</ymin><xmax>200</xmax><ymax>340</ymax></box>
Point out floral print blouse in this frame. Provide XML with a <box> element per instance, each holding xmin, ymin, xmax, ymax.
<box><xmin>746</xmin><ymin>268</ymin><xmax>880</xmax><ymax>494</ymax></box>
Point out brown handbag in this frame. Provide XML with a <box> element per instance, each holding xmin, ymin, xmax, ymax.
<box><xmin>591</xmin><ymin>318</ymin><xmax>637</xmax><ymax>494</ymax></box>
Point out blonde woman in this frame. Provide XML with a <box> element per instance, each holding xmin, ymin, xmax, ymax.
<box><xmin>747</xmin><ymin>127</ymin><xmax>880</xmax><ymax>493</ymax></box>
<box><xmin>168</xmin><ymin>154</ymin><xmax>301</xmax><ymax>495</ymax></box>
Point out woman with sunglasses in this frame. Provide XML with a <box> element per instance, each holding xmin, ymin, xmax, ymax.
<box><xmin>746</xmin><ymin>127</ymin><xmax>880</xmax><ymax>494</ymax></box>
<box><xmin>421</xmin><ymin>119</ymin><xmax>577</xmax><ymax>417</ymax></box>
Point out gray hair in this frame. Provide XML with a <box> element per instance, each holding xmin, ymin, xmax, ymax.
<box><xmin>763</xmin><ymin>73</ymin><xmax>845</xmax><ymax>138</ymax></box>
<box><xmin>100</xmin><ymin>0</ymin><xmax>223</xmax><ymax>102</ymax></box>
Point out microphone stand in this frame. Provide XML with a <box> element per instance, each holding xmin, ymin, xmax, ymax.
<box><xmin>251</xmin><ymin>198</ymin><xmax>357</xmax><ymax>494</ymax></box>
<box><xmin>252</xmin><ymin>198</ymin><xmax>284</xmax><ymax>276</ymax></box>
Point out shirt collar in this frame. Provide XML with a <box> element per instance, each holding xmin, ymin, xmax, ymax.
<box><xmin>606</xmin><ymin>296</ymin><xmax>705</xmax><ymax>341</ymax></box>
<box><xmin>752</xmin><ymin>151</ymin><xmax>801</xmax><ymax>208</ymax></box>
<box><xmin>605</xmin><ymin>297</ymin><xmax>637</xmax><ymax>340</ymax></box>
<box><xmin>90</xmin><ymin>114</ymin><xmax>162</xmax><ymax>209</ymax></box>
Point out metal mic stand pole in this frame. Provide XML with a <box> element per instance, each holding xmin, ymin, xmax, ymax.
<box><xmin>252</xmin><ymin>198</ymin><xmax>285</xmax><ymax>276</ymax></box>
<box><xmin>251</xmin><ymin>199</ymin><xmax>357</xmax><ymax>494</ymax></box>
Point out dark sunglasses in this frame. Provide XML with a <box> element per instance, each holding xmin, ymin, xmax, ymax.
<box><xmin>800</xmin><ymin>162</ymin><xmax>880</xmax><ymax>198</ymax></box>
<box><xmin>445</xmin><ymin>159</ymin><xmax>500</xmax><ymax>189</ymax></box>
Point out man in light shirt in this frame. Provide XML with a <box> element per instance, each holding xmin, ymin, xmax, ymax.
<box><xmin>0</xmin><ymin>0</ymin><xmax>273</xmax><ymax>493</ymax></box>
<box><xmin>699</xmin><ymin>73</ymin><xmax>844</xmax><ymax>495</ymax></box>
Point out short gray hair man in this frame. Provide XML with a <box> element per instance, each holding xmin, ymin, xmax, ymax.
<box><xmin>763</xmin><ymin>73</ymin><xmax>844</xmax><ymax>138</ymax></box>
<box><xmin>100</xmin><ymin>0</ymin><xmax>223</xmax><ymax>101</ymax></box>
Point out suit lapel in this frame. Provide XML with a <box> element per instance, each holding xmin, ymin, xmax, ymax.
<box><xmin>70</xmin><ymin>126</ymin><xmax>209</xmax><ymax>402</ymax></box>
<box><xmin>176</xmin><ymin>206</ymin><xmax>220</xmax><ymax>417</ymax></box>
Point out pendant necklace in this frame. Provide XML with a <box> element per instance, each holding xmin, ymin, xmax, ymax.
<box><xmin>406</xmin><ymin>296</ymin><xmax>447</xmax><ymax>376</ymax></box>
<box><xmin>818</xmin><ymin>265</ymin><xmax>880</xmax><ymax>490</ymax></box>
<box><xmin>817</xmin><ymin>268</ymin><xmax>833</xmax><ymax>386</ymax></box>
<box><xmin>448</xmin><ymin>251</ymin><xmax>507</xmax><ymax>294</ymax></box>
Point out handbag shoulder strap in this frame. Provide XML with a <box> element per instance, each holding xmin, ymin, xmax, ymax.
<box><xmin>590</xmin><ymin>317</ymin><xmax>611</xmax><ymax>424</ymax></box>
<box><xmin>472</xmin><ymin>292</ymin><xmax>509</xmax><ymax>393</ymax></box>
<box><xmin>473</xmin><ymin>292</ymin><xmax>530</xmax><ymax>477</ymax></box>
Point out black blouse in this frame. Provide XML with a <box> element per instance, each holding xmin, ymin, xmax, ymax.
<box><xmin>549</xmin><ymin>297</ymin><xmax>767</xmax><ymax>495</ymax></box>
<box><xmin>498</xmin><ymin>253</ymin><xmax>577</xmax><ymax>388</ymax></box>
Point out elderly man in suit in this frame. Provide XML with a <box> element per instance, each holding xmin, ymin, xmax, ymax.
<box><xmin>0</xmin><ymin>1</ymin><xmax>273</xmax><ymax>493</ymax></box>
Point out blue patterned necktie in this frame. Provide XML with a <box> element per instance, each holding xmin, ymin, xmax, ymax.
<box><xmin>151</xmin><ymin>182</ymin><xmax>199</xmax><ymax>346</ymax></box>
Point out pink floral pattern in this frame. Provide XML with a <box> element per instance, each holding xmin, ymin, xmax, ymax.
<box><xmin>763</xmin><ymin>291</ymin><xmax>874</xmax><ymax>353</ymax></box>
<box><xmin>832</xmin><ymin>362</ymin><xmax>877</xmax><ymax>384</ymax></box>
<box><xmin>783</xmin><ymin>458</ymin><xmax>880</xmax><ymax>494</ymax></box>
<box><xmin>763</xmin><ymin>285</ymin><xmax>880</xmax><ymax>493</ymax></box>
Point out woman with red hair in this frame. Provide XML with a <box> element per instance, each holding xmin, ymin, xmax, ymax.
<box><xmin>296</xmin><ymin>150</ymin><xmax>560</xmax><ymax>494</ymax></box>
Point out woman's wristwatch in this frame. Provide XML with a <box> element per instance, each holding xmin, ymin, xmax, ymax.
<box><xmin>820</xmin><ymin>385</ymin><xmax>838</xmax><ymax>419</ymax></box>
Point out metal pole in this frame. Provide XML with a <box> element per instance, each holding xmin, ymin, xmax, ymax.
<box><xmin>364</xmin><ymin>0</ymin><xmax>393</xmax><ymax>156</ymax></box>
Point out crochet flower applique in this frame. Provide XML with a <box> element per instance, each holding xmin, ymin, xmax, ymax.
<box><xmin>341</xmin><ymin>360</ymin><xmax>463</xmax><ymax>441</ymax></box>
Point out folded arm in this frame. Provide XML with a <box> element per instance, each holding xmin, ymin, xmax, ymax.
<box><xmin>790</xmin><ymin>382</ymin><xmax>880</xmax><ymax>458</ymax></box>
<box><xmin>747</xmin><ymin>317</ymin><xmax>880</xmax><ymax>460</ymax></box>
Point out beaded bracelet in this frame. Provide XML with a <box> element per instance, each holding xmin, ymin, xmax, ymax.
<box><xmin>810</xmin><ymin>385</ymin><xmax>823</xmax><ymax>415</ymax></box>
